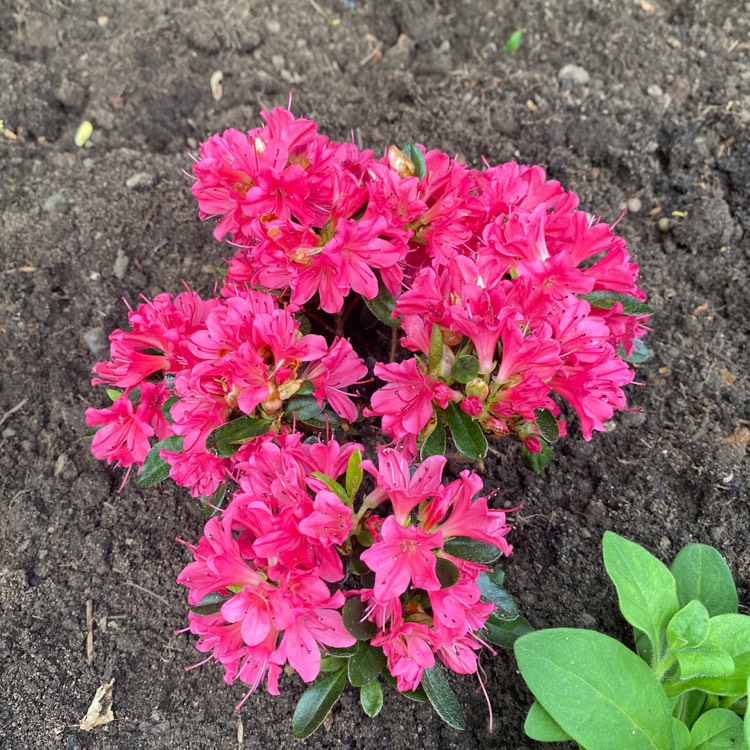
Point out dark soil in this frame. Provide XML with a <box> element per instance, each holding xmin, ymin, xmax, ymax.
<box><xmin>1</xmin><ymin>1</ymin><xmax>748</xmax><ymax>748</ymax></box>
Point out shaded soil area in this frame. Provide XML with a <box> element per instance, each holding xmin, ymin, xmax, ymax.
<box><xmin>1</xmin><ymin>1</ymin><xmax>749</xmax><ymax>748</ymax></box>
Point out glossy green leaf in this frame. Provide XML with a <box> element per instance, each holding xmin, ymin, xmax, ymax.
<box><xmin>292</xmin><ymin>666</ymin><xmax>347</xmax><ymax>740</ymax></box>
<box><xmin>444</xmin><ymin>537</ymin><xmax>503</xmax><ymax>564</ymax></box>
<box><xmin>428</xmin><ymin>324</ymin><xmax>443</xmax><ymax>373</ymax></box>
<box><xmin>435</xmin><ymin>556</ymin><xmax>461</xmax><ymax>589</ymax></box>
<box><xmin>207</xmin><ymin>415</ymin><xmax>271</xmax><ymax>457</ymax></box>
<box><xmin>534</xmin><ymin>408</ymin><xmax>560</xmax><ymax>442</ymax></box>
<box><xmin>325</xmin><ymin>644</ymin><xmax>358</xmax><ymax>658</ymax></box>
<box><xmin>580</xmin><ymin>291</ymin><xmax>653</xmax><ymax>316</ymax></box>
<box><xmin>284</xmin><ymin>395</ymin><xmax>341</xmax><ymax>429</ymax></box>
<box><xmin>524</xmin><ymin>700</ymin><xmax>572</xmax><ymax>742</ymax></box>
<box><xmin>188</xmin><ymin>591</ymin><xmax>231</xmax><ymax>616</ymax></box>
<box><xmin>348</xmin><ymin>642</ymin><xmax>386</xmax><ymax>687</ymax></box>
<box><xmin>420</xmin><ymin>420</ymin><xmax>446</xmax><ymax>460</ymax></box>
<box><xmin>311</xmin><ymin>472</ymin><xmax>350</xmax><ymax>505</ymax></box>
<box><xmin>161</xmin><ymin>394</ymin><xmax>179</xmax><ymax>423</ymax></box>
<box><xmin>621</xmin><ymin>339</ymin><xmax>651</xmax><ymax>364</ymax></box>
<box><xmin>515</xmin><ymin>628</ymin><xmax>675</xmax><ymax>750</ymax></box>
<box><xmin>342</xmin><ymin>597</ymin><xmax>377</xmax><ymax>640</ymax></box>
<box><xmin>503</xmin><ymin>28</ymin><xmax>523</xmax><ymax>52</ymax></box>
<box><xmin>520</xmin><ymin>441</ymin><xmax>553</xmax><ymax>472</ymax></box>
<box><xmin>602</xmin><ymin>531</ymin><xmax>679</xmax><ymax>655</ymax></box>
<box><xmin>319</xmin><ymin>655</ymin><xmax>347</xmax><ymax>672</ymax></box>
<box><xmin>200</xmin><ymin>481</ymin><xmax>227</xmax><ymax>518</ymax></box>
<box><xmin>477</xmin><ymin>571</ymin><xmax>519</xmax><ymax>617</ymax></box>
<box><xmin>450</xmin><ymin>354</ymin><xmax>479</xmax><ymax>384</ymax></box>
<box><xmin>688</xmin><ymin>708</ymin><xmax>744</xmax><ymax>749</ymax></box>
<box><xmin>444</xmin><ymin>402</ymin><xmax>488</xmax><ymax>460</ymax></box>
<box><xmin>362</xmin><ymin>285</ymin><xmax>402</xmax><ymax>328</ymax></box>
<box><xmin>668</xmin><ymin>601</ymin><xmax>711</xmax><ymax>651</ymax></box>
<box><xmin>382</xmin><ymin>670</ymin><xmax>428</xmax><ymax>702</ymax></box>
<box><xmin>483</xmin><ymin>611</ymin><xmax>534</xmax><ymax>648</ymax></box>
<box><xmin>360</xmin><ymin>679</ymin><xmax>383</xmax><ymax>718</ymax></box>
<box><xmin>137</xmin><ymin>436</ymin><xmax>183</xmax><ymax>487</ymax></box>
<box><xmin>421</xmin><ymin>665</ymin><xmax>466</xmax><ymax>730</ymax></box>
<box><xmin>401</xmin><ymin>142</ymin><xmax>427</xmax><ymax>180</ymax></box>
<box><xmin>671</xmin><ymin>544</ymin><xmax>738</xmax><ymax>617</ymax></box>
<box><xmin>345</xmin><ymin>449</ymin><xmax>363</xmax><ymax>499</ymax></box>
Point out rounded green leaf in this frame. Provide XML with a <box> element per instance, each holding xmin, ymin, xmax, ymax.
<box><xmin>668</xmin><ymin>601</ymin><xmax>710</xmax><ymax>651</ymax></box>
<box><xmin>450</xmin><ymin>354</ymin><xmax>479</xmax><ymax>384</ymax></box>
<box><xmin>188</xmin><ymin>591</ymin><xmax>232</xmax><ymax>616</ymax></box>
<box><xmin>435</xmin><ymin>557</ymin><xmax>461</xmax><ymax>589</ymax></box>
<box><xmin>524</xmin><ymin>700</ymin><xmax>572</xmax><ymax>742</ymax></box>
<box><xmin>360</xmin><ymin>679</ymin><xmax>383</xmax><ymax>718</ymax></box>
<box><xmin>444</xmin><ymin>402</ymin><xmax>487</xmax><ymax>460</ymax></box>
<box><xmin>514</xmin><ymin>629</ymin><xmax>674</xmax><ymax>749</ymax></box>
<box><xmin>521</xmin><ymin>441</ymin><xmax>553</xmax><ymax>473</ymax></box>
<box><xmin>420</xmin><ymin>420</ymin><xmax>446</xmax><ymax>460</ymax></box>
<box><xmin>671</xmin><ymin>544</ymin><xmax>738</xmax><ymax>617</ymax></box>
<box><xmin>483</xmin><ymin>611</ymin><xmax>534</xmax><ymax>648</ymax></box>
<box><xmin>688</xmin><ymin>708</ymin><xmax>744</xmax><ymax>749</ymax></box>
<box><xmin>292</xmin><ymin>667</ymin><xmax>347</xmax><ymax>740</ymax></box>
<box><xmin>348</xmin><ymin>642</ymin><xmax>386</xmax><ymax>687</ymax></box>
<box><xmin>342</xmin><ymin>597</ymin><xmax>377</xmax><ymax>640</ymax></box>
<box><xmin>477</xmin><ymin>571</ymin><xmax>519</xmax><ymax>616</ymax></box>
<box><xmin>673</xmin><ymin>718</ymin><xmax>691</xmax><ymax>750</ymax></box>
<box><xmin>443</xmin><ymin>537</ymin><xmax>503</xmax><ymax>564</ymax></box>
<box><xmin>534</xmin><ymin>408</ymin><xmax>560</xmax><ymax>443</ymax></box>
<box><xmin>207</xmin><ymin>415</ymin><xmax>271</xmax><ymax>457</ymax></box>
<box><xmin>362</xmin><ymin>285</ymin><xmax>402</xmax><ymax>328</ymax></box>
<box><xmin>137</xmin><ymin>436</ymin><xmax>184</xmax><ymax>487</ymax></box>
<box><xmin>345</xmin><ymin>449</ymin><xmax>363</xmax><ymax>498</ymax></box>
<box><xmin>602</xmin><ymin>531</ymin><xmax>679</xmax><ymax>655</ymax></box>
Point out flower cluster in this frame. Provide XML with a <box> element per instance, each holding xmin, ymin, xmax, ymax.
<box><xmin>86</xmin><ymin>106</ymin><xmax>650</xmax><ymax>733</ymax></box>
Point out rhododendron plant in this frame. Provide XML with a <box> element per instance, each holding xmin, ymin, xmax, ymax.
<box><xmin>85</xmin><ymin>106</ymin><xmax>650</xmax><ymax>737</ymax></box>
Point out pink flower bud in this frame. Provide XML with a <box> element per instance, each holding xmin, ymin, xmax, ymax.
<box><xmin>525</xmin><ymin>436</ymin><xmax>543</xmax><ymax>454</ymax></box>
<box><xmin>460</xmin><ymin>396</ymin><xmax>484</xmax><ymax>417</ymax></box>
<box><xmin>484</xmin><ymin>417</ymin><xmax>510</xmax><ymax>436</ymax></box>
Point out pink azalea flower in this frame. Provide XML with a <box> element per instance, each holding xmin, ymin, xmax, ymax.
<box><xmin>372</xmin><ymin>621</ymin><xmax>435</xmax><ymax>692</ymax></box>
<box><xmin>298</xmin><ymin>490</ymin><xmax>355</xmax><ymax>546</ymax></box>
<box><xmin>360</xmin><ymin>516</ymin><xmax>443</xmax><ymax>603</ymax></box>
<box><xmin>86</xmin><ymin>394</ymin><xmax>155</xmax><ymax>468</ymax></box>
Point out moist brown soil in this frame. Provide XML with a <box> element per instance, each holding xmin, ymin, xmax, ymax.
<box><xmin>1</xmin><ymin>1</ymin><xmax>749</xmax><ymax>748</ymax></box>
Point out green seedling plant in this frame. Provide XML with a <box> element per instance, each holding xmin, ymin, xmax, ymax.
<box><xmin>514</xmin><ymin>532</ymin><xmax>750</xmax><ymax>750</ymax></box>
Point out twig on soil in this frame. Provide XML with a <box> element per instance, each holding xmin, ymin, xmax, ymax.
<box><xmin>237</xmin><ymin>716</ymin><xmax>244</xmax><ymax>748</ymax></box>
<box><xmin>306</xmin><ymin>0</ymin><xmax>331</xmax><ymax>19</ymax></box>
<box><xmin>0</xmin><ymin>398</ymin><xmax>27</xmax><ymax>429</ymax></box>
<box><xmin>125</xmin><ymin>581</ymin><xmax>170</xmax><ymax>607</ymax></box>
<box><xmin>86</xmin><ymin>599</ymin><xmax>95</xmax><ymax>664</ymax></box>
<box><xmin>389</xmin><ymin>328</ymin><xmax>398</xmax><ymax>362</ymax></box>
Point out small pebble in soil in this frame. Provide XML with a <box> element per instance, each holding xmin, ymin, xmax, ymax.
<box><xmin>113</xmin><ymin>248</ymin><xmax>130</xmax><ymax>280</ymax></box>
<box><xmin>558</xmin><ymin>64</ymin><xmax>590</xmax><ymax>85</ymax></box>
<box><xmin>83</xmin><ymin>327</ymin><xmax>108</xmax><ymax>357</ymax></box>
<box><xmin>125</xmin><ymin>172</ymin><xmax>154</xmax><ymax>189</ymax></box>
<box><xmin>626</xmin><ymin>196</ymin><xmax>642</xmax><ymax>213</ymax></box>
<box><xmin>42</xmin><ymin>191</ymin><xmax>66</xmax><ymax>212</ymax></box>
<box><xmin>647</xmin><ymin>84</ymin><xmax>664</xmax><ymax>98</ymax></box>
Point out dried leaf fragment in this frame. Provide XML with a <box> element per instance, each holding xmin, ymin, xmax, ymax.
<box><xmin>79</xmin><ymin>680</ymin><xmax>115</xmax><ymax>731</ymax></box>
<box><xmin>723</xmin><ymin>427</ymin><xmax>750</xmax><ymax>447</ymax></box>
<box><xmin>716</xmin><ymin>367</ymin><xmax>736</xmax><ymax>387</ymax></box>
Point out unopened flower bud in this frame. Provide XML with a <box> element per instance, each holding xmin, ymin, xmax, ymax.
<box><xmin>484</xmin><ymin>417</ymin><xmax>510</xmax><ymax>436</ymax></box>
<box><xmin>525</xmin><ymin>436</ymin><xmax>543</xmax><ymax>454</ymax></box>
<box><xmin>460</xmin><ymin>395</ymin><xmax>484</xmax><ymax>417</ymax></box>
<box><xmin>465</xmin><ymin>378</ymin><xmax>489</xmax><ymax>400</ymax></box>
<box><xmin>387</xmin><ymin>145</ymin><xmax>415</xmax><ymax>178</ymax></box>
<box><xmin>277</xmin><ymin>379</ymin><xmax>302</xmax><ymax>400</ymax></box>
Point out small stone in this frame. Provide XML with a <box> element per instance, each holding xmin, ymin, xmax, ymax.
<box><xmin>83</xmin><ymin>327</ymin><xmax>108</xmax><ymax>357</ymax></box>
<box><xmin>271</xmin><ymin>54</ymin><xmax>285</xmax><ymax>70</ymax></box>
<box><xmin>658</xmin><ymin>217</ymin><xmax>672</xmax><ymax>232</ymax></box>
<box><xmin>659</xmin><ymin>536</ymin><xmax>671</xmax><ymax>549</ymax></box>
<box><xmin>113</xmin><ymin>248</ymin><xmax>130</xmax><ymax>280</ymax></box>
<box><xmin>238</xmin><ymin>30</ymin><xmax>261</xmax><ymax>53</ymax></box>
<box><xmin>42</xmin><ymin>191</ymin><xmax>66</xmax><ymax>212</ymax></box>
<box><xmin>2</xmin><ymin>428</ymin><xmax>16</xmax><ymax>439</ymax></box>
<box><xmin>125</xmin><ymin>172</ymin><xmax>154</xmax><ymax>189</ymax></box>
<box><xmin>54</xmin><ymin>453</ymin><xmax>67</xmax><ymax>477</ymax></box>
<box><xmin>626</xmin><ymin>197</ymin><xmax>642</xmax><ymax>213</ymax></box>
<box><xmin>558</xmin><ymin>64</ymin><xmax>590</xmax><ymax>85</ymax></box>
<box><xmin>647</xmin><ymin>84</ymin><xmax>663</xmax><ymax>98</ymax></box>
<box><xmin>265</xmin><ymin>19</ymin><xmax>281</xmax><ymax>34</ymax></box>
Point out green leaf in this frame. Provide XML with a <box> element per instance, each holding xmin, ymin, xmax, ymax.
<box><xmin>503</xmin><ymin>28</ymin><xmax>523</xmax><ymax>53</ymax></box>
<box><xmin>294</xmin><ymin>312</ymin><xmax>312</xmax><ymax>336</ymax></box>
<box><xmin>161</xmin><ymin>394</ymin><xmax>179</xmax><ymax>423</ymax></box>
<box><xmin>673</xmin><ymin>718</ymin><xmax>691</xmax><ymax>750</ymax></box>
<box><xmin>401</xmin><ymin>142</ymin><xmax>427</xmax><ymax>180</ymax></box>
<box><xmin>524</xmin><ymin>700</ymin><xmax>573</xmax><ymax>742</ymax></box>
<box><xmin>621</xmin><ymin>340</ymin><xmax>651</xmax><ymax>364</ymax></box>
<box><xmin>668</xmin><ymin>601</ymin><xmax>711</xmax><ymax>651</ymax></box>
<box><xmin>311</xmin><ymin>472</ymin><xmax>350</xmax><ymax>505</ymax></box>
<box><xmin>444</xmin><ymin>537</ymin><xmax>503</xmax><ymax>565</ymax></box>
<box><xmin>421</xmin><ymin>665</ymin><xmax>466</xmax><ymax>730</ymax></box>
<box><xmin>325</xmin><ymin>644</ymin><xmax>358</xmax><ymax>658</ymax></box>
<box><xmin>580</xmin><ymin>291</ymin><xmax>653</xmax><ymax>316</ymax></box>
<box><xmin>602</xmin><ymin>531</ymin><xmax>679</xmax><ymax>657</ymax></box>
<box><xmin>673</xmin><ymin>642</ymin><xmax>735</xmax><ymax>681</ymax></box>
<box><xmin>284</xmin><ymin>395</ymin><xmax>341</xmax><ymax>429</ymax></box>
<box><xmin>435</xmin><ymin>557</ymin><xmax>461</xmax><ymax>589</ymax></box>
<box><xmin>362</xmin><ymin>285</ymin><xmax>402</xmax><ymax>328</ymax></box>
<box><xmin>520</xmin><ymin>441</ymin><xmax>553</xmax><ymax>472</ymax></box>
<box><xmin>360</xmin><ymin>679</ymin><xmax>383</xmax><ymax>718</ymax></box>
<box><xmin>345</xmin><ymin>449</ymin><xmax>363</xmax><ymax>499</ymax></box>
<box><xmin>428</xmin><ymin>324</ymin><xmax>443</xmax><ymax>373</ymax></box>
<box><xmin>292</xmin><ymin>667</ymin><xmax>347</xmax><ymax>740</ymax></box>
<box><xmin>477</xmin><ymin>571</ymin><xmax>519</xmax><ymax>617</ymax></box>
<box><xmin>342</xmin><ymin>597</ymin><xmax>377</xmax><ymax>640</ymax></box>
<box><xmin>534</xmin><ymin>408</ymin><xmax>560</xmax><ymax>443</ymax></box>
<box><xmin>382</xmin><ymin>670</ymin><xmax>428</xmax><ymax>702</ymax></box>
<box><xmin>137</xmin><ymin>436</ymin><xmax>184</xmax><ymax>487</ymax></box>
<box><xmin>671</xmin><ymin>544</ymin><xmax>738</xmax><ymax>617</ymax></box>
<box><xmin>688</xmin><ymin>708</ymin><xmax>744</xmax><ymax>749</ymax></box>
<box><xmin>451</xmin><ymin>354</ymin><xmax>479</xmax><ymax>384</ymax></box>
<box><xmin>744</xmin><ymin>677</ymin><xmax>750</xmax><ymax>747</ymax></box>
<box><xmin>348</xmin><ymin>642</ymin><xmax>386</xmax><ymax>687</ymax></box>
<box><xmin>444</xmin><ymin>402</ymin><xmax>488</xmax><ymax>460</ymax></box>
<box><xmin>483</xmin><ymin>610</ymin><xmax>534</xmax><ymax>648</ymax></box>
<box><xmin>106</xmin><ymin>388</ymin><xmax>122</xmax><ymax>401</ymax></box>
<box><xmin>420</xmin><ymin>420</ymin><xmax>446</xmax><ymax>460</ymax></box>
<box><xmin>188</xmin><ymin>591</ymin><xmax>232</xmax><ymax>616</ymax></box>
<box><xmin>207</xmin><ymin>415</ymin><xmax>271</xmax><ymax>457</ymax></box>
<box><xmin>515</xmin><ymin>629</ymin><xmax>675</xmax><ymax>750</ymax></box>
<box><xmin>319</xmin><ymin>655</ymin><xmax>347</xmax><ymax>672</ymax></box>
<box><xmin>200</xmin><ymin>481</ymin><xmax>227</xmax><ymax>518</ymax></box>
